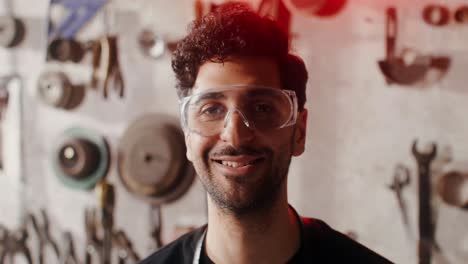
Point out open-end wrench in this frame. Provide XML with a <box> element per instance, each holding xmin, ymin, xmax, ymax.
<box><xmin>412</xmin><ymin>140</ymin><xmax>437</xmax><ymax>264</ymax></box>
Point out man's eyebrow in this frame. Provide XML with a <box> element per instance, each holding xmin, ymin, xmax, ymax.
<box><xmin>193</xmin><ymin>92</ymin><xmax>226</xmax><ymax>105</ymax></box>
<box><xmin>245</xmin><ymin>88</ymin><xmax>283</xmax><ymax>99</ymax></box>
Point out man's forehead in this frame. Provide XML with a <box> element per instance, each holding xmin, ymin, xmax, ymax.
<box><xmin>193</xmin><ymin>56</ymin><xmax>282</xmax><ymax>92</ymax></box>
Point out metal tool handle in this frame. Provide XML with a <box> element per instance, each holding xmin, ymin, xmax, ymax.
<box><xmin>412</xmin><ymin>140</ymin><xmax>437</xmax><ymax>264</ymax></box>
<box><xmin>385</xmin><ymin>7</ymin><xmax>397</xmax><ymax>59</ymax></box>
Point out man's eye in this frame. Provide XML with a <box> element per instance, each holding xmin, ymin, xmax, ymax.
<box><xmin>254</xmin><ymin>103</ymin><xmax>274</xmax><ymax>113</ymax></box>
<box><xmin>200</xmin><ymin>105</ymin><xmax>225</xmax><ymax>116</ymax></box>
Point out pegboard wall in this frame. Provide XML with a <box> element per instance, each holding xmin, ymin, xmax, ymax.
<box><xmin>0</xmin><ymin>0</ymin><xmax>467</xmax><ymax>263</ymax></box>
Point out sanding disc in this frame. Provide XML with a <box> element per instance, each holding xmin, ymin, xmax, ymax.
<box><xmin>118</xmin><ymin>113</ymin><xmax>194</xmax><ymax>204</ymax></box>
<box><xmin>52</xmin><ymin>127</ymin><xmax>110</xmax><ymax>190</ymax></box>
<box><xmin>0</xmin><ymin>16</ymin><xmax>26</xmax><ymax>48</ymax></box>
<box><xmin>437</xmin><ymin>163</ymin><xmax>468</xmax><ymax>210</ymax></box>
<box><xmin>37</xmin><ymin>71</ymin><xmax>73</xmax><ymax>108</ymax></box>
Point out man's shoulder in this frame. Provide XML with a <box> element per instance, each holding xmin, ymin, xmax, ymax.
<box><xmin>301</xmin><ymin>217</ymin><xmax>393</xmax><ymax>263</ymax></box>
<box><xmin>139</xmin><ymin>225</ymin><xmax>206</xmax><ymax>264</ymax></box>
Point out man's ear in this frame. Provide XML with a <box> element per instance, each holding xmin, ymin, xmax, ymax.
<box><xmin>292</xmin><ymin>109</ymin><xmax>308</xmax><ymax>157</ymax></box>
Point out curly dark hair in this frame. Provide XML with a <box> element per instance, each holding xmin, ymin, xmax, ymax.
<box><xmin>171</xmin><ymin>2</ymin><xmax>308</xmax><ymax>110</ymax></box>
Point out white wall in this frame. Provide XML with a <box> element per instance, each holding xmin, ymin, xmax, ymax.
<box><xmin>1</xmin><ymin>0</ymin><xmax>467</xmax><ymax>263</ymax></box>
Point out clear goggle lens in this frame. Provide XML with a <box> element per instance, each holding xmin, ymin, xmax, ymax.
<box><xmin>180</xmin><ymin>86</ymin><xmax>298</xmax><ymax>136</ymax></box>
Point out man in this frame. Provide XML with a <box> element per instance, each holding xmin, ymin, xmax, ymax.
<box><xmin>141</xmin><ymin>2</ymin><xmax>391</xmax><ymax>264</ymax></box>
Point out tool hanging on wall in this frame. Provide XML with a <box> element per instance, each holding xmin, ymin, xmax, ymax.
<box><xmin>138</xmin><ymin>29</ymin><xmax>169</xmax><ymax>60</ymax></box>
<box><xmin>0</xmin><ymin>75</ymin><xmax>16</xmax><ymax>170</ymax></box>
<box><xmin>136</xmin><ymin>0</ymin><xmax>178</xmax><ymax>60</ymax></box>
<box><xmin>0</xmin><ymin>0</ymin><xmax>26</xmax><ymax>48</ymax></box>
<box><xmin>89</xmin><ymin>1</ymin><xmax>125</xmax><ymax>99</ymax></box>
<box><xmin>438</xmin><ymin>171</ymin><xmax>468</xmax><ymax>209</ymax></box>
<box><xmin>0</xmin><ymin>16</ymin><xmax>26</xmax><ymax>48</ymax></box>
<box><xmin>422</xmin><ymin>4</ymin><xmax>450</xmax><ymax>27</ymax></box>
<box><xmin>95</xmin><ymin>181</ymin><xmax>114</xmax><ymax>264</ymax></box>
<box><xmin>47</xmin><ymin>38</ymin><xmax>90</xmax><ymax>63</ymax></box>
<box><xmin>90</xmin><ymin>35</ymin><xmax>124</xmax><ymax>98</ymax></box>
<box><xmin>454</xmin><ymin>5</ymin><xmax>468</xmax><ymax>24</ymax></box>
<box><xmin>258</xmin><ymin>0</ymin><xmax>291</xmax><ymax>36</ymax></box>
<box><xmin>28</xmin><ymin>210</ymin><xmax>60</xmax><ymax>264</ymax></box>
<box><xmin>422</xmin><ymin>4</ymin><xmax>468</xmax><ymax>26</ymax></box>
<box><xmin>283</xmin><ymin>0</ymin><xmax>347</xmax><ymax>18</ymax></box>
<box><xmin>118</xmin><ymin>113</ymin><xmax>195</xmax><ymax>249</ymax></box>
<box><xmin>117</xmin><ymin>113</ymin><xmax>195</xmax><ymax>204</ymax></box>
<box><xmin>388</xmin><ymin>164</ymin><xmax>413</xmax><ymax>238</ymax></box>
<box><xmin>0</xmin><ymin>224</ymin><xmax>32</xmax><ymax>264</ymax></box>
<box><xmin>46</xmin><ymin>0</ymin><xmax>107</xmax><ymax>62</ymax></box>
<box><xmin>47</xmin><ymin>0</ymin><xmax>107</xmax><ymax>41</ymax></box>
<box><xmin>60</xmin><ymin>232</ymin><xmax>78</xmax><ymax>264</ymax></box>
<box><xmin>37</xmin><ymin>71</ymin><xmax>85</xmax><ymax>110</ymax></box>
<box><xmin>83</xmin><ymin>182</ymin><xmax>140</xmax><ymax>264</ymax></box>
<box><xmin>52</xmin><ymin>127</ymin><xmax>110</xmax><ymax>190</ymax></box>
<box><xmin>84</xmin><ymin>208</ymin><xmax>101</xmax><ymax>264</ymax></box>
<box><xmin>412</xmin><ymin>140</ymin><xmax>437</xmax><ymax>264</ymax></box>
<box><xmin>112</xmin><ymin>230</ymin><xmax>140</xmax><ymax>263</ymax></box>
<box><xmin>378</xmin><ymin>7</ymin><xmax>450</xmax><ymax>86</ymax></box>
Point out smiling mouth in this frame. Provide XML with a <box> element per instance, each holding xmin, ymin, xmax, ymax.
<box><xmin>212</xmin><ymin>157</ymin><xmax>265</xmax><ymax>168</ymax></box>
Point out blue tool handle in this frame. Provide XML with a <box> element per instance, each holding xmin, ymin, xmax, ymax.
<box><xmin>48</xmin><ymin>0</ymin><xmax>107</xmax><ymax>40</ymax></box>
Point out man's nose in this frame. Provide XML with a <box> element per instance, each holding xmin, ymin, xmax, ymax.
<box><xmin>220</xmin><ymin>109</ymin><xmax>255</xmax><ymax>146</ymax></box>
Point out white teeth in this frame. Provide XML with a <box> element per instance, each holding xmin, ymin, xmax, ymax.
<box><xmin>221</xmin><ymin>161</ymin><xmax>245</xmax><ymax>168</ymax></box>
<box><xmin>220</xmin><ymin>160</ymin><xmax>256</xmax><ymax>167</ymax></box>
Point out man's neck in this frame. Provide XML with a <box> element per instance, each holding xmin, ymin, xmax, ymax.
<box><xmin>204</xmin><ymin>193</ymin><xmax>300</xmax><ymax>264</ymax></box>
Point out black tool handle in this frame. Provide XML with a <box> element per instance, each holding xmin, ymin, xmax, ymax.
<box><xmin>417</xmin><ymin>163</ymin><xmax>433</xmax><ymax>264</ymax></box>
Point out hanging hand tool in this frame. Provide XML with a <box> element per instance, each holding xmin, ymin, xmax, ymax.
<box><xmin>28</xmin><ymin>210</ymin><xmax>60</xmax><ymax>264</ymax></box>
<box><xmin>113</xmin><ymin>230</ymin><xmax>140</xmax><ymax>264</ymax></box>
<box><xmin>91</xmin><ymin>36</ymin><xmax>124</xmax><ymax>99</ymax></box>
<box><xmin>388</xmin><ymin>164</ymin><xmax>412</xmax><ymax>237</ymax></box>
<box><xmin>258</xmin><ymin>0</ymin><xmax>291</xmax><ymax>36</ymax></box>
<box><xmin>378</xmin><ymin>7</ymin><xmax>450</xmax><ymax>86</ymax></box>
<box><xmin>283</xmin><ymin>0</ymin><xmax>347</xmax><ymax>18</ymax></box>
<box><xmin>0</xmin><ymin>0</ymin><xmax>26</xmax><ymax>48</ymax></box>
<box><xmin>47</xmin><ymin>38</ymin><xmax>90</xmax><ymax>63</ymax></box>
<box><xmin>454</xmin><ymin>5</ymin><xmax>468</xmax><ymax>24</ymax></box>
<box><xmin>0</xmin><ymin>224</ymin><xmax>33</xmax><ymax>264</ymax></box>
<box><xmin>149</xmin><ymin>205</ymin><xmax>163</xmax><ymax>250</ymax></box>
<box><xmin>412</xmin><ymin>140</ymin><xmax>437</xmax><ymax>264</ymax></box>
<box><xmin>60</xmin><ymin>232</ymin><xmax>78</xmax><ymax>264</ymax></box>
<box><xmin>85</xmin><ymin>208</ymin><xmax>102</xmax><ymax>264</ymax></box>
<box><xmin>96</xmin><ymin>181</ymin><xmax>115</xmax><ymax>264</ymax></box>
<box><xmin>53</xmin><ymin>127</ymin><xmax>111</xmax><ymax>190</ymax></box>
<box><xmin>138</xmin><ymin>30</ymin><xmax>166</xmax><ymax>60</ymax></box>
<box><xmin>422</xmin><ymin>4</ymin><xmax>450</xmax><ymax>27</ymax></box>
<box><xmin>0</xmin><ymin>16</ymin><xmax>25</xmax><ymax>48</ymax></box>
<box><xmin>47</xmin><ymin>0</ymin><xmax>107</xmax><ymax>41</ymax></box>
<box><xmin>437</xmin><ymin>170</ymin><xmax>468</xmax><ymax>210</ymax></box>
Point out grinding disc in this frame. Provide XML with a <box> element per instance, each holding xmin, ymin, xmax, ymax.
<box><xmin>37</xmin><ymin>71</ymin><xmax>73</xmax><ymax>108</ymax></box>
<box><xmin>437</xmin><ymin>162</ymin><xmax>468</xmax><ymax>210</ymax></box>
<box><xmin>52</xmin><ymin>127</ymin><xmax>110</xmax><ymax>190</ymax></box>
<box><xmin>0</xmin><ymin>16</ymin><xmax>26</xmax><ymax>48</ymax></box>
<box><xmin>47</xmin><ymin>38</ymin><xmax>86</xmax><ymax>63</ymax></box>
<box><xmin>118</xmin><ymin>113</ymin><xmax>194</xmax><ymax>204</ymax></box>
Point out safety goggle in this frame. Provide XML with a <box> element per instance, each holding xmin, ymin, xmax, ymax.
<box><xmin>179</xmin><ymin>85</ymin><xmax>298</xmax><ymax>137</ymax></box>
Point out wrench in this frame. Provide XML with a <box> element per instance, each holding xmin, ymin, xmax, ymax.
<box><xmin>412</xmin><ymin>140</ymin><xmax>437</xmax><ymax>264</ymax></box>
<box><xmin>388</xmin><ymin>164</ymin><xmax>411</xmax><ymax>236</ymax></box>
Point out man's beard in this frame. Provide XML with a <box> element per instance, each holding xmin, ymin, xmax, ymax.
<box><xmin>194</xmin><ymin>144</ymin><xmax>292</xmax><ymax>217</ymax></box>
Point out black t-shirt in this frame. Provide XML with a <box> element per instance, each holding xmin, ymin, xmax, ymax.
<box><xmin>199</xmin><ymin>241</ymin><xmax>301</xmax><ymax>264</ymax></box>
<box><xmin>140</xmin><ymin>208</ymin><xmax>393</xmax><ymax>264</ymax></box>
